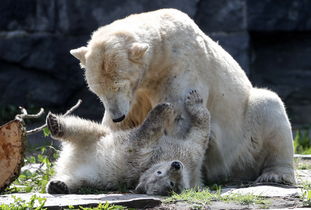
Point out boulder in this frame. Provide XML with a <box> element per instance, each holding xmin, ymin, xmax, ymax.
<box><xmin>195</xmin><ymin>0</ymin><xmax>247</xmax><ymax>32</ymax></box>
<box><xmin>247</xmin><ymin>0</ymin><xmax>311</xmax><ymax>31</ymax></box>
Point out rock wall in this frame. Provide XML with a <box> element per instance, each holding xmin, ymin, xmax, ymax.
<box><xmin>0</xmin><ymin>0</ymin><xmax>310</xmax><ymax>127</ymax></box>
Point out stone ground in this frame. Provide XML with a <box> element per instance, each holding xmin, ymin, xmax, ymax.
<box><xmin>0</xmin><ymin>156</ymin><xmax>310</xmax><ymax>209</ymax></box>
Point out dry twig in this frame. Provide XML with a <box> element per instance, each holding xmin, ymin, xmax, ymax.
<box><xmin>25</xmin><ymin>99</ymin><xmax>82</xmax><ymax>135</ymax></box>
<box><xmin>15</xmin><ymin>107</ymin><xmax>45</xmax><ymax>121</ymax></box>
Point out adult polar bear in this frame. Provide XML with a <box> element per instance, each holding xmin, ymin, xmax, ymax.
<box><xmin>70</xmin><ymin>9</ymin><xmax>295</xmax><ymax>184</ymax></box>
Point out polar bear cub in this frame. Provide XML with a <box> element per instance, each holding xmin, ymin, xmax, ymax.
<box><xmin>46</xmin><ymin>90</ymin><xmax>210</xmax><ymax>195</ymax></box>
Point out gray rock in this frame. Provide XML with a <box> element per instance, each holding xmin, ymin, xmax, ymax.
<box><xmin>250</xmin><ymin>32</ymin><xmax>311</xmax><ymax>126</ymax></box>
<box><xmin>0</xmin><ymin>32</ymin><xmax>88</xmax><ymax>78</ymax></box>
<box><xmin>56</xmin><ymin>0</ymin><xmax>198</xmax><ymax>34</ymax></box>
<box><xmin>294</xmin><ymin>154</ymin><xmax>311</xmax><ymax>160</ymax></box>
<box><xmin>0</xmin><ymin>0</ymin><xmax>198</xmax><ymax>34</ymax></box>
<box><xmin>222</xmin><ymin>185</ymin><xmax>302</xmax><ymax>198</ymax></box>
<box><xmin>247</xmin><ymin>0</ymin><xmax>311</xmax><ymax>31</ymax></box>
<box><xmin>0</xmin><ymin>0</ymin><xmax>36</xmax><ymax>31</ymax></box>
<box><xmin>0</xmin><ymin>0</ymin><xmax>58</xmax><ymax>32</ymax></box>
<box><xmin>195</xmin><ymin>0</ymin><xmax>247</xmax><ymax>32</ymax></box>
<box><xmin>0</xmin><ymin>64</ymin><xmax>76</xmax><ymax>107</ymax></box>
<box><xmin>0</xmin><ymin>31</ymin><xmax>32</xmax><ymax>63</ymax></box>
<box><xmin>0</xmin><ymin>193</ymin><xmax>162</xmax><ymax>209</ymax></box>
<box><xmin>21</xmin><ymin>35</ymin><xmax>87</xmax><ymax>82</ymax></box>
<box><xmin>210</xmin><ymin>32</ymin><xmax>250</xmax><ymax>74</ymax></box>
<box><xmin>296</xmin><ymin>170</ymin><xmax>311</xmax><ymax>183</ymax></box>
<box><xmin>1</xmin><ymin>0</ymin><xmax>311</xmax><ymax>130</ymax></box>
<box><xmin>35</xmin><ymin>0</ymin><xmax>57</xmax><ymax>32</ymax></box>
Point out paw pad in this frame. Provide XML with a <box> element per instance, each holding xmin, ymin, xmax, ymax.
<box><xmin>186</xmin><ymin>90</ymin><xmax>203</xmax><ymax>105</ymax></box>
<box><xmin>47</xmin><ymin>113</ymin><xmax>63</xmax><ymax>137</ymax></box>
<box><xmin>47</xmin><ymin>180</ymin><xmax>69</xmax><ymax>194</ymax></box>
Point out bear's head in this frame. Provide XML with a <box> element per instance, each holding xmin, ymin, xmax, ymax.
<box><xmin>135</xmin><ymin>160</ymin><xmax>189</xmax><ymax>195</ymax></box>
<box><xmin>70</xmin><ymin>32</ymin><xmax>150</xmax><ymax>123</ymax></box>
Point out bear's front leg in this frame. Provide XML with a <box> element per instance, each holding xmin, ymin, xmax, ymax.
<box><xmin>149</xmin><ymin>74</ymin><xmax>207</xmax><ymax>138</ymax></box>
<box><xmin>134</xmin><ymin>103</ymin><xmax>176</xmax><ymax>144</ymax></box>
<box><xmin>184</xmin><ymin>90</ymin><xmax>210</xmax><ymax>147</ymax></box>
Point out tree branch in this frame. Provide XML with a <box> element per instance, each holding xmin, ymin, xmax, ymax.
<box><xmin>26</xmin><ymin>99</ymin><xmax>82</xmax><ymax>136</ymax></box>
<box><xmin>15</xmin><ymin>107</ymin><xmax>45</xmax><ymax>121</ymax></box>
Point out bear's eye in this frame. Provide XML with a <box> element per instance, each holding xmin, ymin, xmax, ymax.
<box><xmin>156</xmin><ymin>171</ymin><xmax>162</xmax><ymax>175</ymax></box>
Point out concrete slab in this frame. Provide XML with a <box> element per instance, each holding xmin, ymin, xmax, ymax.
<box><xmin>221</xmin><ymin>185</ymin><xmax>302</xmax><ymax>198</ymax></box>
<box><xmin>0</xmin><ymin>193</ymin><xmax>162</xmax><ymax>209</ymax></box>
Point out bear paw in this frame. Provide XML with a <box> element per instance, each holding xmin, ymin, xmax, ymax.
<box><xmin>185</xmin><ymin>90</ymin><xmax>203</xmax><ymax>107</ymax></box>
<box><xmin>47</xmin><ymin>113</ymin><xmax>64</xmax><ymax>137</ymax></box>
<box><xmin>256</xmin><ymin>171</ymin><xmax>295</xmax><ymax>185</ymax></box>
<box><xmin>150</xmin><ymin>103</ymin><xmax>176</xmax><ymax>121</ymax></box>
<box><xmin>46</xmin><ymin>180</ymin><xmax>70</xmax><ymax>194</ymax></box>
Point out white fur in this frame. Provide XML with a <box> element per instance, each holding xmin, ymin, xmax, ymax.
<box><xmin>71</xmin><ymin>9</ymin><xmax>295</xmax><ymax>184</ymax></box>
<box><xmin>48</xmin><ymin>95</ymin><xmax>210</xmax><ymax>193</ymax></box>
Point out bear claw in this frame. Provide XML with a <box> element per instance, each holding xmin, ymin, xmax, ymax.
<box><xmin>47</xmin><ymin>113</ymin><xmax>64</xmax><ymax>137</ymax></box>
<box><xmin>256</xmin><ymin>172</ymin><xmax>295</xmax><ymax>185</ymax></box>
<box><xmin>186</xmin><ymin>90</ymin><xmax>203</xmax><ymax>106</ymax></box>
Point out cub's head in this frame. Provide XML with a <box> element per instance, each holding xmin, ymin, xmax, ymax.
<box><xmin>70</xmin><ymin>31</ymin><xmax>150</xmax><ymax>123</ymax></box>
<box><xmin>135</xmin><ymin>160</ymin><xmax>189</xmax><ymax>196</ymax></box>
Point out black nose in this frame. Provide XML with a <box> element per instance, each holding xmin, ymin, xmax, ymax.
<box><xmin>171</xmin><ymin>161</ymin><xmax>181</xmax><ymax>170</ymax></box>
<box><xmin>112</xmin><ymin>115</ymin><xmax>125</xmax><ymax>123</ymax></box>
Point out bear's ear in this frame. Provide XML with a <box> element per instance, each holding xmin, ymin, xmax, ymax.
<box><xmin>70</xmin><ymin>46</ymin><xmax>88</xmax><ymax>66</ymax></box>
<box><xmin>128</xmin><ymin>42</ymin><xmax>149</xmax><ymax>62</ymax></box>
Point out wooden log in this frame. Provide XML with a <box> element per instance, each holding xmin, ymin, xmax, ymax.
<box><xmin>0</xmin><ymin>100</ymin><xmax>82</xmax><ymax>192</ymax></box>
<box><xmin>0</xmin><ymin>120</ymin><xmax>26</xmax><ymax>192</ymax></box>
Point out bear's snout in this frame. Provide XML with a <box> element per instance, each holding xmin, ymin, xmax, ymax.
<box><xmin>112</xmin><ymin>115</ymin><xmax>125</xmax><ymax>123</ymax></box>
<box><xmin>171</xmin><ymin>161</ymin><xmax>182</xmax><ymax>170</ymax></box>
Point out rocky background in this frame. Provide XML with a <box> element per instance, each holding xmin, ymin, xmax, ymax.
<box><xmin>0</xmin><ymin>0</ymin><xmax>310</xmax><ymax>128</ymax></box>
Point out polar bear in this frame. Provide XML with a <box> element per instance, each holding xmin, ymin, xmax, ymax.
<box><xmin>70</xmin><ymin>9</ymin><xmax>295</xmax><ymax>184</ymax></box>
<box><xmin>46</xmin><ymin>91</ymin><xmax>210</xmax><ymax>195</ymax></box>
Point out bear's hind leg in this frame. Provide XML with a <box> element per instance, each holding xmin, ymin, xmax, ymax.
<box><xmin>247</xmin><ymin>88</ymin><xmax>296</xmax><ymax>185</ymax></box>
<box><xmin>46</xmin><ymin>113</ymin><xmax>107</xmax><ymax>144</ymax></box>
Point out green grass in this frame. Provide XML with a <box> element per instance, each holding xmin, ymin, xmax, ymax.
<box><xmin>295</xmin><ymin>160</ymin><xmax>311</xmax><ymax>170</ymax></box>
<box><xmin>0</xmin><ymin>195</ymin><xmax>126</xmax><ymax>210</ymax></box>
<box><xmin>66</xmin><ymin>202</ymin><xmax>127</xmax><ymax>210</ymax></box>
<box><xmin>300</xmin><ymin>182</ymin><xmax>311</xmax><ymax>207</ymax></box>
<box><xmin>0</xmin><ymin>194</ymin><xmax>47</xmax><ymax>210</ymax></box>
<box><xmin>165</xmin><ymin>188</ymin><xmax>269</xmax><ymax>207</ymax></box>
<box><xmin>294</xmin><ymin>130</ymin><xmax>311</xmax><ymax>155</ymax></box>
<box><xmin>3</xmin><ymin>143</ymin><xmax>59</xmax><ymax>194</ymax></box>
<box><xmin>303</xmin><ymin>190</ymin><xmax>311</xmax><ymax>207</ymax></box>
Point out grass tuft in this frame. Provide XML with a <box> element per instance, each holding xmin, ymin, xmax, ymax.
<box><xmin>3</xmin><ymin>143</ymin><xmax>59</xmax><ymax>194</ymax></box>
<box><xmin>294</xmin><ymin>130</ymin><xmax>311</xmax><ymax>155</ymax></box>
<box><xmin>165</xmin><ymin>187</ymin><xmax>269</xmax><ymax>207</ymax></box>
<box><xmin>0</xmin><ymin>194</ymin><xmax>47</xmax><ymax>210</ymax></box>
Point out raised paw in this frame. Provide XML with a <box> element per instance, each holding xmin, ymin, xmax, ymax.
<box><xmin>46</xmin><ymin>113</ymin><xmax>64</xmax><ymax>137</ymax></box>
<box><xmin>46</xmin><ymin>180</ymin><xmax>70</xmax><ymax>194</ymax></box>
<box><xmin>149</xmin><ymin>103</ymin><xmax>176</xmax><ymax>121</ymax></box>
<box><xmin>185</xmin><ymin>90</ymin><xmax>203</xmax><ymax>107</ymax></box>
